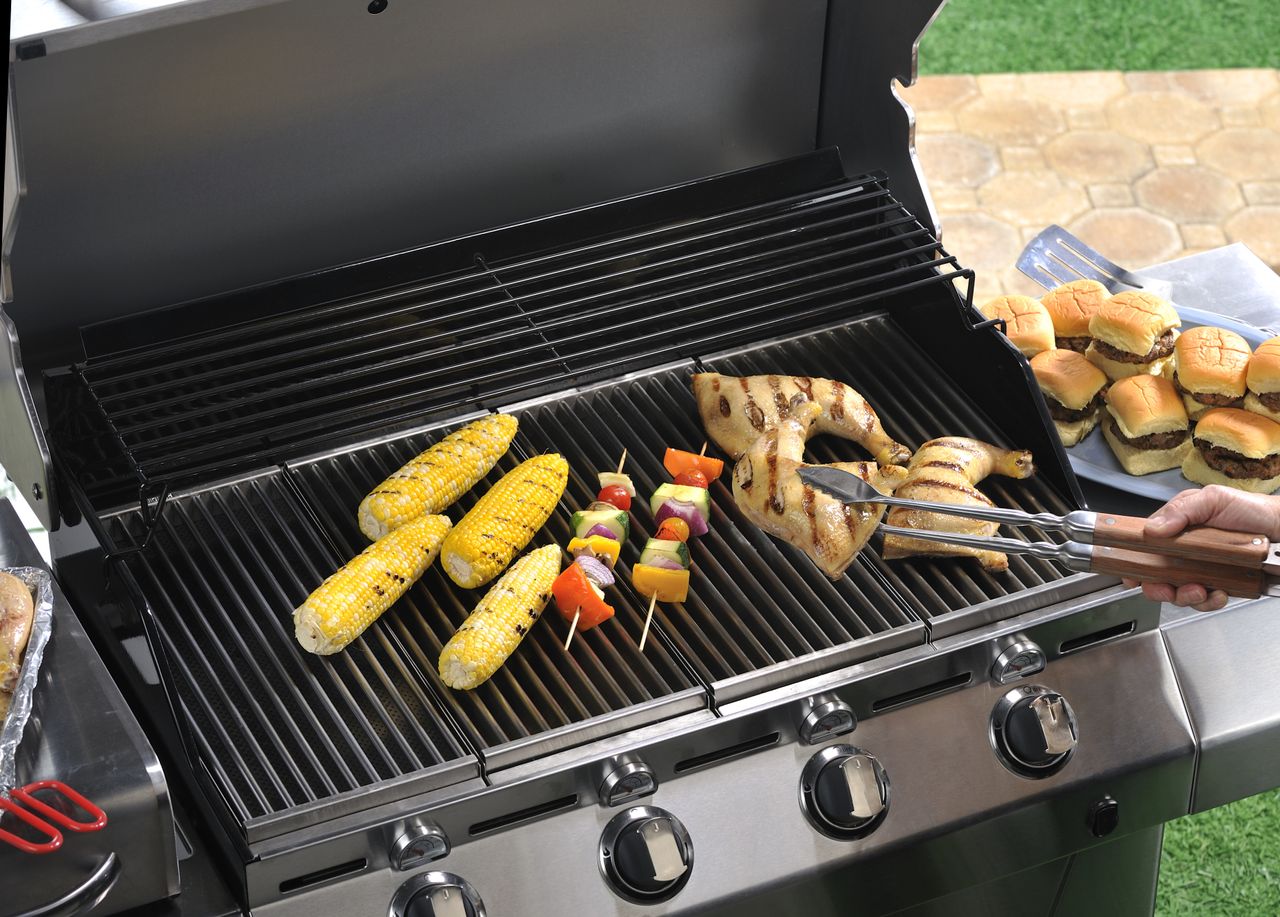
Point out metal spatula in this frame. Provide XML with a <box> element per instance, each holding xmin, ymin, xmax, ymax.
<box><xmin>1017</xmin><ymin>224</ymin><xmax>1174</xmax><ymax>297</ymax></box>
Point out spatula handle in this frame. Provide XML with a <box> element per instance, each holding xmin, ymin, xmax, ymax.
<box><xmin>1091</xmin><ymin>514</ymin><xmax>1271</xmax><ymax>566</ymax></box>
<box><xmin>1090</xmin><ymin>545</ymin><xmax>1266</xmax><ymax>599</ymax></box>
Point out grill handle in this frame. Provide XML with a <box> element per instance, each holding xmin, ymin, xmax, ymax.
<box><xmin>1088</xmin><ymin>514</ymin><xmax>1272</xmax><ymax>566</ymax></box>
<box><xmin>1089</xmin><ymin>546</ymin><xmax>1267</xmax><ymax>600</ymax></box>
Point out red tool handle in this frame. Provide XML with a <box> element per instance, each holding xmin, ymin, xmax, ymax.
<box><xmin>0</xmin><ymin>795</ymin><xmax>63</xmax><ymax>854</ymax></box>
<box><xmin>1090</xmin><ymin>545</ymin><xmax>1267</xmax><ymax>599</ymax></box>
<box><xmin>11</xmin><ymin>781</ymin><xmax>108</xmax><ymax>833</ymax></box>
<box><xmin>1092</xmin><ymin>515</ymin><xmax>1271</xmax><ymax>567</ymax></box>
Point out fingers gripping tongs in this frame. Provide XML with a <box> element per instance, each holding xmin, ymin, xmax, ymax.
<box><xmin>797</xmin><ymin>467</ymin><xmax>1280</xmax><ymax>599</ymax></box>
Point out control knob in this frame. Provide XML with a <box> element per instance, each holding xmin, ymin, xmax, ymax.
<box><xmin>800</xmin><ymin>744</ymin><xmax>890</xmax><ymax>840</ymax></box>
<box><xmin>599</xmin><ymin>806</ymin><xmax>694</xmax><ymax>903</ymax></box>
<box><xmin>991</xmin><ymin>684</ymin><xmax>1078</xmax><ymax>777</ymax></box>
<box><xmin>390</xmin><ymin>872</ymin><xmax>485</xmax><ymax>917</ymax></box>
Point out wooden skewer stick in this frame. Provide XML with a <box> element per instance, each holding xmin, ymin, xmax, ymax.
<box><xmin>616</xmin><ymin>448</ymin><xmax>628</xmax><ymax>475</ymax></box>
<box><xmin>638</xmin><ymin>593</ymin><xmax>657</xmax><ymax>652</ymax></box>
<box><xmin>564</xmin><ymin>608</ymin><xmax>581</xmax><ymax>651</ymax></box>
<box><xmin>698</xmin><ymin>441</ymin><xmax>708</xmax><ymax>456</ymax></box>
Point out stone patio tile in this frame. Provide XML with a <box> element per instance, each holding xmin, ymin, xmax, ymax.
<box><xmin>915</xmin><ymin>134</ymin><xmax>999</xmax><ymax>188</ymax></box>
<box><xmin>1197</xmin><ymin>129</ymin><xmax>1280</xmax><ymax>181</ymax></box>
<box><xmin>1000</xmin><ymin>265</ymin><xmax>1047</xmax><ymax>298</ymax></box>
<box><xmin>1088</xmin><ymin>183</ymin><xmax>1135</xmax><ymax>208</ymax></box>
<box><xmin>1225</xmin><ymin>207</ymin><xmax>1280</xmax><ymax>269</ymax></box>
<box><xmin>1135</xmin><ymin>166</ymin><xmax>1244</xmax><ymax>223</ymax></box>
<box><xmin>1001</xmin><ymin>146</ymin><xmax>1045</xmax><ymax>171</ymax></box>
<box><xmin>1263</xmin><ymin>94</ymin><xmax>1280</xmax><ymax>132</ymax></box>
<box><xmin>1066</xmin><ymin>109</ymin><xmax>1109</xmax><ymax>130</ymax></box>
<box><xmin>932</xmin><ymin>187</ymin><xmax>980</xmax><ymax>211</ymax></box>
<box><xmin>1021</xmin><ymin>71</ymin><xmax>1127</xmax><ymax>106</ymax></box>
<box><xmin>1107</xmin><ymin>92</ymin><xmax>1219</xmax><ymax>145</ymax></box>
<box><xmin>1221</xmin><ymin>107</ymin><xmax>1263</xmax><ymax>128</ymax></box>
<box><xmin>1125</xmin><ymin>72</ymin><xmax>1174</xmax><ymax>92</ymax></box>
<box><xmin>1243</xmin><ymin>182</ymin><xmax>1280</xmax><ymax>205</ymax></box>
<box><xmin>978</xmin><ymin>171</ymin><xmax>1091</xmax><ymax>228</ymax></box>
<box><xmin>970</xmin><ymin>272</ymin><xmax>1006</xmax><ymax>305</ymax></box>
<box><xmin>1181</xmin><ymin>224</ymin><xmax>1228</xmax><ymax>250</ymax></box>
<box><xmin>915</xmin><ymin>110</ymin><xmax>958</xmax><ymax>134</ymax></box>
<box><xmin>1171</xmin><ymin>69</ymin><xmax>1280</xmax><ymax>106</ymax></box>
<box><xmin>1153</xmin><ymin>145</ymin><xmax>1198</xmax><ymax>167</ymax></box>
<box><xmin>901</xmin><ymin>75</ymin><xmax>978</xmax><ymax>111</ymax></box>
<box><xmin>957</xmin><ymin>96</ymin><xmax>1064</xmax><ymax>146</ymax></box>
<box><xmin>1067</xmin><ymin>209</ymin><xmax>1182</xmax><ymax>268</ymax></box>
<box><xmin>975</xmin><ymin>74</ymin><xmax>1021</xmax><ymax>96</ymax></box>
<box><xmin>938</xmin><ymin>213</ymin><xmax>1022</xmax><ymax>271</ymax></box>
<box><xmin>1045</xmin><ymin>131</ymin><xmax>1152</xmax><ymax>184</ymax></box>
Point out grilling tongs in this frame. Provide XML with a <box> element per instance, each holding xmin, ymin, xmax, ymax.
<box><xmin>797</xmin><ymin>466</ymin><xmax>1280</xmax><ymax>599</ymax></box>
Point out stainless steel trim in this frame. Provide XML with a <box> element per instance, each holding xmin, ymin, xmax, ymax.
<box><xmin>599</xmin><ymin>760</ymin><xmax>658</xmax><ymax>808</ymax></box>
<box><xmin>990</xmin><ymin>639</ymin><xmax>1046</xmax><ymax>685</ymax></box>
<box><xmin>798</xmin><ymin>698</ymin><xmax>857</xmax><ymax>745</ymax></box>
<box><xmin>388</xmin><ymin>819</ymin><xmax>449</xmax><ymax>872</ymax></box>
<box><xmin>16</xmin><ymin>853</ymin><xmax>120</xmax><ymax>917</ymax></box>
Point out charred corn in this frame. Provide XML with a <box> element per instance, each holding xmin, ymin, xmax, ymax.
<box><xmin>438</xmin><ymin>544</ymin><xmax>560</xmax><ymax>689</ymax></box>
<box><xmin>358</xmin><ymin>414</ymin><xmax>518</xmax><ymax>541</ymax></box>
<box><xmin>441</xmin><ymin>454</ymin><xmax>568</xmax><ymax>589</ymax></box>
<box><xmin>294</xmin><ymin>514</ymin><xmax>452</xmax><ymax>655</ymax></box>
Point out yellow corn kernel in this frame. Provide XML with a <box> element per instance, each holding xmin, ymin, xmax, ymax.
<box><xmin>294</xmin><ymin>514</ymin><xmax>452</xmax><ymax>655</ymax></box>
<box><xmin>441</xmin><ymin>454</ymin><xmax>568</xmax><ymax>589</ymax></box>
<box><xmin>358</xmin><ymin>414</ymin><xmax>518</xmax><ymax>541</ymax></box>
<box><xmin>438</xmin><ymin>544</ymin><xmax>561</xmax><ymax>690</ymax></box>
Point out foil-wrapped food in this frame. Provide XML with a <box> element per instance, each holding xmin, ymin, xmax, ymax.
<box><xmin>0</xmin><ymin>567</ymin><xmax>53</xmax><ymax>792</ymax></box>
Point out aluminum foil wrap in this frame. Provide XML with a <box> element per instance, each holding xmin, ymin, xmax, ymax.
<box><xmin>0</xmin><ymin>567</ymin><xmax>54</xmax><ymax>793</ymax></box>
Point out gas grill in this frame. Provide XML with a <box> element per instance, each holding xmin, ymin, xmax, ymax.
<box><xmin>5</xmin><ymin>2</ymin><xmax>1280</xmax><ymax>916</ymax></box>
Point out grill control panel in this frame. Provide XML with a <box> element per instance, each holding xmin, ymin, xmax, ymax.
<box><xmin>599</xmin><ymin>806</ymin><xmax>694</xmax><ymax>903</ymax></box>
<box><xmin>800</xmin><ymin>745</ymin><xmax>891</xmax><ymax>840</ymax></box>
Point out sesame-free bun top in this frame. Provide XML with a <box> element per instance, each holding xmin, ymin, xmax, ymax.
<box><xmin>1105</xmin><ymin>374</ymin><xmax>1187</xmax><ymax>438</ymax></box>
<box><xmin>1246</xmin><ymin>336</ymin><xmax>1280</xmax><ymax>395</ymax></box>
<box><xmin>1194</xmin><ymin>408</ymin><xmax>1280</xmax><ymax>459</ymax></box>
<box><xmin>1031</xmin><ymin>349</ymin><xmax>1107</xmax><ymax>410</ymax></box>
<box><xmin>1174</xmin><ymin>325</ymin><xmax>1251</xmax><ymax>396</ymax></box>
<box><xmin>1089</xmin><ymin>291</ymin><xmax>1181</xmax><ymax>356</ymax></box>
<box><xmin>1041</xmin><ymin>279</ymin><xmax>1108</xmax><ymax>337</ymax></box>
<box><xmin>978</xmin><ymin>295</ymin><xmax>1055</xmax><ymax>358</ymax></box>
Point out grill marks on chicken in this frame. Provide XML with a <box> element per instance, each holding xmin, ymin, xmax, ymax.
<box><xmin>693</xmin><ymin>373</ymin><xmax>910</xmax><ymax>467</ymax></box>
<box><xmin>732</xmin><ymin>401</ymin><xmax>907</xmax><ymax>579</ymax></box>
<box><xmin>882</xmin><ymin>438</ymin><xmax>1035</xmax><ymax>572</ymax></box>
<box><xmin>0</xmin><ymin>573</ymin><xmax>35</xmax><ymax>709</ymax></box>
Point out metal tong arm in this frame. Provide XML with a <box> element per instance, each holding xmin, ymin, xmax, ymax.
<box><xmin>878</xmin><ymin>524</ymin><xmax>1093</xmax><ymax>573</ymax></box>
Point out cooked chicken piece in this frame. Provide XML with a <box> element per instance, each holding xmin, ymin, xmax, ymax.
<box><xmin>693</xmin><ymin>372</ymin><xmax>910</xmax><ymax>466</ymax></box>
<box><xmin>0</xmin><ymin>572</ymin><xmax>34</xmax><ymax>697</ymax></box>
<box><xmin>881</xmin><ymin>438</ymin><xmax>1035</xmax><ymax>572</ymax></box>
<box><xmin>732</xmin><ymin>401</ymin><xmax>908</xmax><ymax>579</ymax></box>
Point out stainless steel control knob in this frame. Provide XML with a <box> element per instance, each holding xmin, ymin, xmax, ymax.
<box><xmin>991</xmin><ymin>684</ymin><xmax>1078</xmax><ymax>777</ymax></box>
<box><xmin>800</xmin><ymin>744</ymin><xmax>890</xmax><ymax>839</ymax></box>
<box><xmin>599</xmin><ymin>806</ymin><xmax>694</xmax><ymax>903</ymax></box>
<box><xmin>390</xmin><ymin>872</ymin><xmax>485</xmax><ymax>917</ymax></box>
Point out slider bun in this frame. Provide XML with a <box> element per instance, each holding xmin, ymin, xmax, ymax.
<box><xmin>1246</xmin><ymin>335</ymin><xmax>1280</xmax><ymax>395</ymax></box>
<box><xmin>1055</xmin><ymin>411</ymin><xmax>1100</xmax><ymax>447</ymax></box>
<box><xmin>1105</xmin><ymin>374</ymin><xmax>1188</xmax><ymax>438</ymax></box>
<box><xmin>1181</xmin><ymin>450</ymin><xmax>1280</xmax><ymax>494</ymax></box>
<box><xmin>1085</xmin><ymin>346</ymin><xmax>1175</xmax><ymax>381</ymax></box>
<box><xmin>1181</xmin><ymin>394</ymin><xmax>1216</xmax><ymax>423</ymax></box>
<box><xmin>1174</xmin><ymin>326</ymin><xmax>1251</xmax><ymax>396</ymax></box>
<box><xmin>1089</xmin><ymin>291</ymin><xmax>1181</xmax><ymax>355</ymax></box>
<box><xmin>979</xmin><ymin>295</ymin><xmax>1055</xmax><ymax>358</ymax></box>
<box><xmin>1244</xmin><ymin>392</ymin><xmax>1280</xmax><ymax>424</ymax></box>
<box><xmin>1193</xmin><ymin>407</ymin><xmax>1280</xmax><ymax>459</ymax></box>
<box><xmin>1102</xmin><ymin>420</ymin><xmax>1191</xmax><ymax>474</ymax></box>
<box><xmin>1031</xmin><ymin>349</ymin><xmax>1107</xmax><ymax>410</ymax></box>
<box><xmin>1041</xmin><ymin>279</ymin><xmax>1108</xmax><ymax>337</ymax></box>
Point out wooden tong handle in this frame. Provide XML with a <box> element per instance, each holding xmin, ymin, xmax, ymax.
<box><xmin>1091</xmin><ymin>514</ymin><xmax>1271</xmax><ymax>566</ymax></box>
<box><xmin>1090</xmin><ymin>545</ymin><xmax>1266</xmax><ymax>599</ymax></box>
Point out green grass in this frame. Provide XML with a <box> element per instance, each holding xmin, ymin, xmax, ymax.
<box><xmin>1156</xmin><ymin>788</ymin><xmax>1280</xmax><ymax>916</ymax></box>
<box><xmin>918</xmin><ymin>0</ymin><xmax>1280</xmax><ymax>74</ymax></box>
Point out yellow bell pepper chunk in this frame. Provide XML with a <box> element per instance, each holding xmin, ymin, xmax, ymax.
<box><xmin>632</xmin><ymin>564</ymin><xmax>690</xmax><ymax>603</ymax></box>
<box><xmin>567</xmin><ymin>536</ymin><xmax>622</xmax><ymax>568</ymax></box>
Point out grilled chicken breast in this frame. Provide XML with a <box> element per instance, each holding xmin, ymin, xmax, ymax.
<box><xmin>693</xmin><ymin>372</ymin><xmax>910</xmax><ymax>466</ymax></box>
<box><xmin>0</xmin><ymin>572</ymin><xmax>35</xmax><ymax>698</ymax></box>
<box><xmin>882</xmin><ymin>438</ymin><xmax>1034</xmax><ymax>572</ymax></box>
<box><xmin>733</xmin><ymin>401</ymin><xmax>907</xmax><ymax>579</ymax></box>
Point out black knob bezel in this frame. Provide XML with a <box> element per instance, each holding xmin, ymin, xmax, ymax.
<box><xmin>389</xmin><ymin>871</ymin><xmax>485</xmax><ymax>917</ymax></box>
<box><xmin>799</xmin><ymin>744</ymin><xmax>891</xmax><ymax>841</ymax></box>
<box><xmin>989</xmin><ymin>684</ymin><xmax>1077</xmax><ymax>779</ymax></box>
<box><xmin>598</xmin><ymin>805</ymin><xmax>694</xmax><ymax>904</ymax></box>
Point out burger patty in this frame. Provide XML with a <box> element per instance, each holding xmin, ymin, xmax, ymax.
<box><xmin>1107</xmin><ymin>417</ymin><xmax>1188</xmax><ymax>451</ymax></box>
<box><xmin>1055</xmin><ymin>335</ymin><xmax>1091</xmax><ymax>354</ymax></box>
<box><xmin>1195</xmin><ymin>439</ymin><xmax>1280</xmax><ymax>479</ymax></box>
<box><xmin>1046</xmin><ymin>391</ymin><xmax>1103</xmax><ymax>423</ymax></box>
<box><xmin>1172</xmin><ymin>373</ymin><xmax>1244</xmax><ymax>408</ymax></box>
<box><xmin>1092</xmin><ymin>329</ymin><xmax>1176</xmax><ymax>364</ymax></box>
<box><xmin>1256</xmin><ymin>390</ymin><xmax>1280</xmax><ymax>412</ymax></box>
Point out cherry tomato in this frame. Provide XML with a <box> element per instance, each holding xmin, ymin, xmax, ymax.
<box><xmin>656</xmin><ymin>518</ymin><xmax>691</xmax><ymax>542</ymax></box>
<box><xmin>673</xmin><ymin>469</ymin><xmax>708</xmax><ymax>489</ymax></box>
<box><xmin>596</xmin><ymin>484</ymin><xmax>632</xmax><ymax>511</ymax></box>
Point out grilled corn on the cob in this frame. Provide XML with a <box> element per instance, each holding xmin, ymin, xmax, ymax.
<box><xmin>294</xmin><ymin>514</ymin><xmax>452</xmax><ymax>655</ymax></box>
<box><xmin>358</xmin><ymin>414</ymin><xmax>518</xmax><ymax>541</ymax></box>
<box><xmin>441</xmin><ymin>454</ymin><xmax>568</xmax><ymax>589</ymax></box>
<box><xmin>438</xmin><ymin>544</ymin><xmax>560</xmax><ymax>690</ymax></box>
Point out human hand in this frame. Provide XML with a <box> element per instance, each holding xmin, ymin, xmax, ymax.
<box><xmin>1120</xmin><ymin>484</ymin><xmax>1280</xmax><ymax>612</ymax></box>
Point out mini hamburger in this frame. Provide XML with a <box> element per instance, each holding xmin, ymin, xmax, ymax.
<box><xmin>1030</xmin><ymin>349</ymin><xmax>1108</xmax><ymax>446</ymax></box>
<box><xmin>1101</xmin><ymin>374</ymin><xmax>1191</xmax><ymax>474</ymax></box>
<box><xmin>978</xmin><ymin>295</ymin><xmax>1055</xmax><ymax>358</ymax></box>
<box><xmin>1040</xmin><ymin>279</ymin><xmax>1108</xmax><ymax>352</ymax></box>
<box><xmin>1244</xmin><ymin>335</ymin><xmax>1280</xmax><ymax>423</ymax></box>
<box><xmin>1172</xmin><ymin>325</ymin><xmax>1252</xmax><ymax>421</ymax></box>
<box><xmin>1183</xmin><ymin>407</ymin><xmax>1280</xmax><ymax>494</ymax></box>
<box><xmin>1086</xmin><ymin>291</ymin><xmax>1181</xmax><ymax>380</ymax></box>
